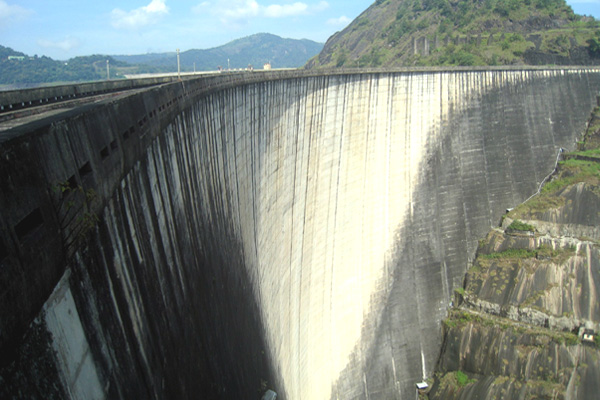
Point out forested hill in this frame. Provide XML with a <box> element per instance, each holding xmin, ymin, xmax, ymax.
<box><xmin>0</xmin><ymin>33</ymin><xmax>322</xmax><ymax>89</ymax></box>
<box><xmin>306</xmin><ymin>0</ymin><xmax>600</xmax><ymax>68</ymax></box>
<box><xmin>113</xmin><ymin>33</ymin><xmax>323</xmax><ymax>71</ymax></box>
<box><xmin>0</xmin><ymin>46</ymin><xmax>141</xmax><ymax>88</ymax></box>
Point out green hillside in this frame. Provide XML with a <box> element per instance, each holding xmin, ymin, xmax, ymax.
<box><xmin>307</xmin><ymin>0</ymin><xmax>600</xmax><ymax>68</ymax></box>
<box><xmin>113</xmin><ymin>33</ymin><xmax>323</xmax><ymax>71</ymax></box>
<box><xmin>0</xmin><ymin>46</ymin><xmax>151</xmax><ymax>87</ymax></box>
<box><xmin>0</xmin><ymin>33</ymin><xmax>323</xmax><ymax>88</ymax></box>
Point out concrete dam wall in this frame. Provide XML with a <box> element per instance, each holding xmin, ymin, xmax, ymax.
<box><xmin>1</xmin><ymin>69</ymin><xmax>599</xmax><ymax>399</ymax></box>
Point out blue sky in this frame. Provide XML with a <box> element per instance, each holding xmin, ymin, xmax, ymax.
<box><xmin>0</xmin><ymin>0</ymin><xmax>599</xmax><ymax>60</ymax></box>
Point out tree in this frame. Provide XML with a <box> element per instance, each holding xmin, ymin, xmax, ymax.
<box><xmin>587</xmin><ymin>36</ymin><xmax>600</xmax><ymax>57</ymax></box>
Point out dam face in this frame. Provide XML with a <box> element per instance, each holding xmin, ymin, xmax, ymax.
<box><xmin>1</xmin><ymin>69</ymin><xmax>600</xmax><ymax>399</ymax></box>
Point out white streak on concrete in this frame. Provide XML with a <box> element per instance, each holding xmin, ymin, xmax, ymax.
<box><xmin>44</xmin><ymin>272</ymin><xmax>104</xmax><ymax>400</ymax></box>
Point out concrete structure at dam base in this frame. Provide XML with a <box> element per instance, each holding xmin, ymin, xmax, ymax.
<box><xmin>1</xmin><ymin>67</ymin><xmax>600</xmax><ymax>400</ymax></box>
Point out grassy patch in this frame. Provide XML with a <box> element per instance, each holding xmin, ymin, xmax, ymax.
<box><xmin>542</xmin><ymin>159</ymin><xmax>600</xmax><ymax>194</ymax></box>
<box><xmin>466</xmin><ymin>262</ymin><xmax>485</xmax><ymax>285</ymax></box>
<box><xmin>437</xmin><ymin>370</ymin><xmax>477</xmax><ymax>392</ymax></box>
<box><xmin>480</xmin><ymin>248</ymin><xmax>537</xmax><ymax>260</ymax></box>
<box><xmin>571</xmin><ymin>148</ymin><xmax>600</xmax><ymax>159</ymax></box>
<box><xmin>455</xmin><ymin>370</ymin><xmax>475</xmax><ymax>387</ymax></box>
<box><xmin>511</xmin><ymin>195</ymin><xmax>565</xmax><ymax>218</ymax></box>
<box><xmin>511</xmin><ymin>154</ymin><xmax>600</xmax><ymax>219</ymax></box>
<box><xmin>536</xmin><ymin>244</ymin><xmax>576</xmax><ymax>263</ymax></box>
<box><xmin>508</xmin><ymin>220</ymin><xmax>535</xmax><ymax>232</ymax></box>
<box><xmin>444</xmin><ymin>309</ymin><xmax>580</xmax><ymax>348</ymax></box>
<box><xmin>443</xmin><ymin>310</ymin><xmax>482</xmax><ymax>329</ymax></box>
<box><xmin>525</xmin><ymin>379</ymin><xmax>566</xmax><ymax>394</ymax></box>
<box><xmin>536</xmin><ymin>244</ymin><xmax>556</xmax><ymax>259</ymax></box>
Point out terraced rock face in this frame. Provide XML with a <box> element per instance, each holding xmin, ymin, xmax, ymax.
<box><xmin>432</xmin><ymin>313</ymin><xmax>599</xmax><ymax>399</ymax></box>
<box><xmin>428</xmin><ymin>119</ymin><xmax>600</xmax><ymax>399</ymax></box>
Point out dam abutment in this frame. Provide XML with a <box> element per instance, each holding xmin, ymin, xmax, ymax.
<box><xmin>1</xmin><ymin>68</ymin><xmax>600</xmax><ymax>399</ymax></box>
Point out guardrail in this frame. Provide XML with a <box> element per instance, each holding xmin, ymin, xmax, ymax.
<box><xmin>0</xmin><ymin>76</ymin><xmax>179</xmax><ymax>114</ymax></box>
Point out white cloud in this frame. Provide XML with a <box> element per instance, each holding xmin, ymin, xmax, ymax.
<box><xmin>37</xmin><ymin>37</ymin><xmax>81</xmax><ymax>52</ymax></box>
<box><xmin>0</xmin><ymin>0</ymin><xmax>32</xmax><ymax>26</ymax></box>
<box><xmin>264</xmin><ymin>3</ymin><xmax>308</xmax><ymax>18</ymax></box>
<box><xmin>221</xmin><ymin>0</ymin><xmax>260</xmax><ymax>20</ymax></box>
<box><xmin>111</xmin><ymin>0</ymin><xmax>169</xmax><ymax>29</ymax></box>
<box><xmin>327</xmin><ymin>15</ymin><xmax>350</xmax><ymax>26</ymax></box>
<box><xmin>145</xmin><ymin>0</ymin><xmax>168</xmax><ymax>13</ymax></box>
<box><xmin>196</xmin><ymin>0</ymin><xmax>328</xmax><ymax>25</ymax></box>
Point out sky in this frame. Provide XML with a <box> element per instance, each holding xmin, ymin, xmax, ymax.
<box><xmin>0</xmin><ymin>0</ymin><xmax>599</xmax><ymax>60</ymax></box>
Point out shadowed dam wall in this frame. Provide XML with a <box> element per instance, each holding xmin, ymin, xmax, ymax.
<box><xmin>1</xmin><ymin>69</ymin><xmax>600</xmax><ymax>399</ymax></box>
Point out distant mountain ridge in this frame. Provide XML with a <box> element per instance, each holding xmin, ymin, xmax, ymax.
<box><xmin>0</xmin><ymin>33</ymin><xmax>322</xmax><ymax>88</ymax></box>
<box><xmin>113</xmin><ymin>33</ymin><xmax>323</xmax><ymax>71</ymax></box>
<box><xmin>307</xmin><ymin>0</ymin><xmax>600</xmax><ymax>68</ymax></box>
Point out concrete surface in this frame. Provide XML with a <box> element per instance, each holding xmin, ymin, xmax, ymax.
<box><xmin>1</xmin><ymin>68</ymin><xmax>600</xmax><ymax>399</ymax></box>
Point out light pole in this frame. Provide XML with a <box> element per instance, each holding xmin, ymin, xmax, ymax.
<box><xmin>106</xmin><ymin>59</ymin><xmax>110</xmax><ymax>80</ymax></box>
<box><xmin>227</xmin><ymin>58</ymin><xmax>230</xmax><ymax>71</ymax></box>
<box><xmin>177</xmin><ymin>49</ymin><xmax>181</xmax><ymax>79</ymax></box>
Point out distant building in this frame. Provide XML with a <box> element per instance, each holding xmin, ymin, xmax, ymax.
<box><xmin>8</xmin><ymin>56</ymin><xmax>25</xmax><ymax>61</ymax></box>
<box><xmin>263</xmin><ymin>62</ymin><xmax>272</xmax><ymax>70</ymax></box>
<box><xmin>582</xmin><ymin>329</ymin><xmax>596</xmax><ymax>344</ymax></box>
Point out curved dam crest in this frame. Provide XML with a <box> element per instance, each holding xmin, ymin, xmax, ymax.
<box><xmin>1</xmin><ymin>69</ymin><xmax>599</xmax><ymax>399</ymax></box>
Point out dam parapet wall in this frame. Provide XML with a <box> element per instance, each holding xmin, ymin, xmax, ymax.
<box><xmin>1</xmin><ymin>68</ymin><xmax>600</xmax><ymax>399</ymax></box>
<box><xmin>0</xmin><ymin>76</ymin><xmax>179</xmax><ymax>114</ymax></box>
<box><xmin>1</xmin><ymin>66</ymin><xmax>595</xmax><ymax>114</ymax></box>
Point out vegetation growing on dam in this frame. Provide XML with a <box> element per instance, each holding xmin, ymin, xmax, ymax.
<box><xmin>307</xmin><ymin>0</ymin><xmax>600</xmax><ymax>68</ymax></box>
<box><xmin>506</xmin><ymin>219</ymin><xmax>535</xmax><ymax>232</ymax></box>
<box><xmin>427</xmin><ymin>102</ymin><xmax>600</xmax><ymax>399</ymax></box>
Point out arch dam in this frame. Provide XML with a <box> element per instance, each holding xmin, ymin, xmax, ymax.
<box><xmin>0</xmin><ymin>68</ymin><xmax>599</xmax><ymax>399</ymax></box>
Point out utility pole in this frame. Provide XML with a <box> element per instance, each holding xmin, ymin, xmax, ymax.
<box><xmin>228</xmin><ymin>58</ymin><xmax>230</xmax><ymax>71</ymax></box>
<box><xmin>106</xmin><ymin>59</ymin><xmax>110</xmax><ymax>80</ymax></box>
<box><xmin>194</xmin><ymin>62</ymin><xmax>196</xmax><ymax>73</ymax></box>
<box><xmin>177</xmin><ymin>48</ymin><xmax>181</xmax><ymax>80</ymax></box>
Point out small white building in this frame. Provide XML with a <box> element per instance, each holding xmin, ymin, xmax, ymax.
<box><xmin>582</xmin><ymin>329</ymin><xmax>596</xmax><ymax>343</ymax></box>
<box><xmin>578</xmin><ymin>326</ymin><xmax>597</xmax><ymax>346</ymax></box>
<box><xmin>263</xmin><ymin>62</ymin><xmax>272</xmax><ymax>70</ymax></box>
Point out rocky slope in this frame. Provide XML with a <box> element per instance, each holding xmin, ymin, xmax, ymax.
<box><xmin>307</xmin><ymin>0</ymin><xmax>600</xmax><ymax>68</ymax></box>
<box><xmin>425</xmin><ymin>100</ymin><xmax>600</xmax><ymax>399</ymax></box>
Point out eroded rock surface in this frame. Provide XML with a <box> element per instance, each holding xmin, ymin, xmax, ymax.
<box><xmin>428</xmin><ymin>115</ymin><xmax>600</xmax><ymax>399</ymax></box>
